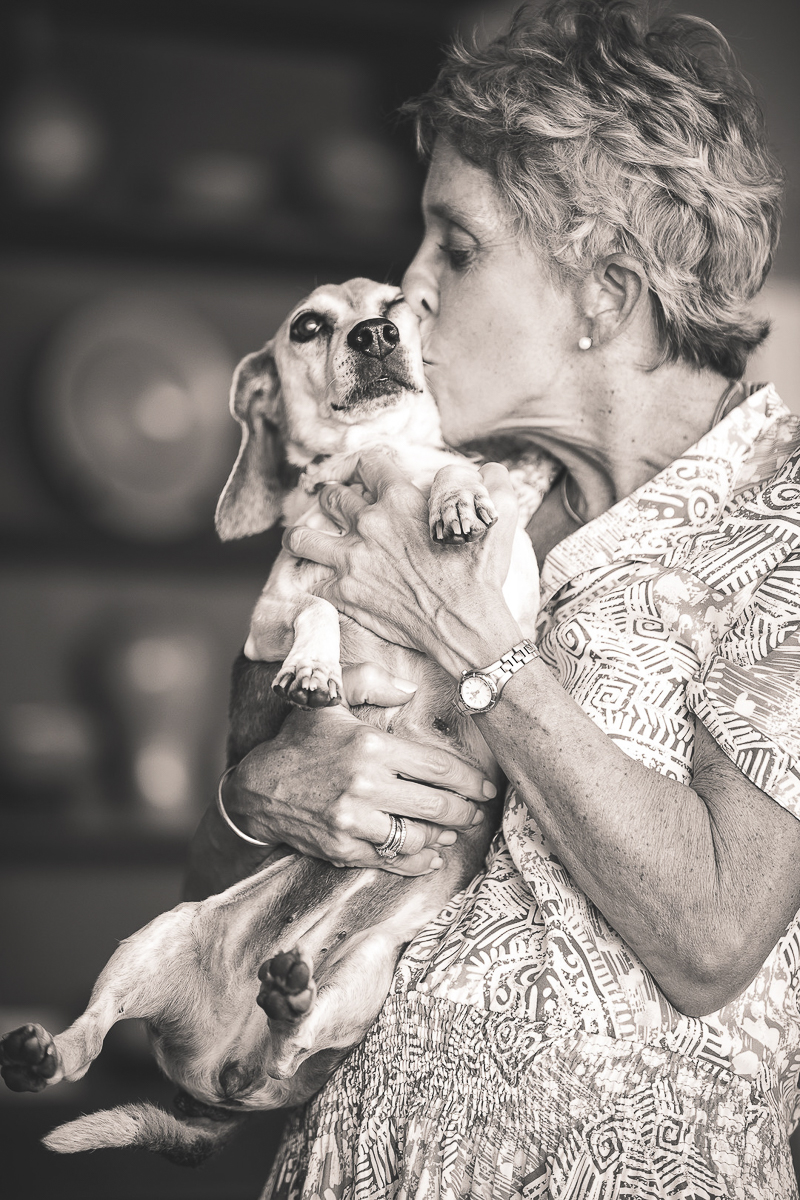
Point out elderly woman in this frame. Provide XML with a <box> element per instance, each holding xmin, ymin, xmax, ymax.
<box><xmin>188</xmin><ymin>2</ymin><xmax>800</xmax><ymax>1196</ymax></box>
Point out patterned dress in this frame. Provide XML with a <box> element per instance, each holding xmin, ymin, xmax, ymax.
<box><xmin>265</xmin><ymin>384</ymin><xmax>800</xmax><ymax>1200</ymax></box>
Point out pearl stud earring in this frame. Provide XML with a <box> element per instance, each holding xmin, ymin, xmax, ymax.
<box><xmin>578</xmin><ymin>335</ymin><xmax>593</xmax><ymax>351</ymax></box>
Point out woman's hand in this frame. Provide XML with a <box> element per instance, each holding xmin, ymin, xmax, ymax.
<box><xmin>220</xmin><ymin>704</ymin><xmax>496</xmax><ymax>877</ymax></box>
<box><xmin>282</xmin><ymin>451</ymin><xmax>523</xmax><ymax>677</ymax></box>
<box><xmin>341</xmin><ymin>661</ymin><xmax>419</xmax><ymax>707</ymax></box>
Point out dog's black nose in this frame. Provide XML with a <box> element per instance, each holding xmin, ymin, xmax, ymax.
<box><xmin>347</xmin><ymin>318</ymin><xmax>400</xmax><ymax>360</ymax></box>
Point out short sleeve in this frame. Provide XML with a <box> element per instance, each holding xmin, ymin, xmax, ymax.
<box><xmin>686</xmin><ymin>555</ymin><xmax>800</xmax><ymax>816</ymax></box>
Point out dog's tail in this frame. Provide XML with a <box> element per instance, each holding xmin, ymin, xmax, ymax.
<box><xmin>43</xmin><ymin>1101</ymin><xmax>244</xmax><ymax>1165</ymax></box>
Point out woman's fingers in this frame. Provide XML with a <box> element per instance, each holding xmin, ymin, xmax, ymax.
<box><xmin>480</xmin><ymin>461</ymin><xmax>519</xmax><ymax>525</ymax></box>
<box><xmin>342</xmin><ymin>663</ymin><xmax>417</xmax><ymax>707</ymax></box>
<box><xmin>282</xmin><ymin>523</ymin><xmax>341</xmax><ymax>565</ymax></box>
<box><xmin>380</xmin><ymin>849</ymin><xmax>446</xmax><ymax>877</ymax></box>
<box><xmin>318</xmin><ymin>482</ymin><xmax>367</xmax><ymax>531</ymax></box>
<box><xmin>364</xmin><ymin>810</ymin><xmax>457</xmax><ymax>858</ymax></box>
<box><xmin>386</xmin><ymin>781</ymin><xmax>485</xmax><ymax>830</ymax></box>
<box><xmin>364</xmin><ymin>814</ymin><xmax>454</xmax><ymax>878</ymax></box>
<box><xmin>381</xmin><ymin>735</ymin><xmax>497</xmax><ymax>804</ymax></box>
<box><xmin>354</xmin><ymin>448</ymin><xmax>423</xmax><ymax>505</ymax></box>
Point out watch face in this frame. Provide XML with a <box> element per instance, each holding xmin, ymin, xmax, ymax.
<box><xmin>459</xmin><ymin>674</ymin><xmax>494</xmax><ymax>711</ymax></box>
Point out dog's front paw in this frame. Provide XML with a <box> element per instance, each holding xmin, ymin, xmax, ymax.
<box><xmin>257</xmin><ymin>950</ymin><xmax>316</xmax><ymax>1022</ymax></box>
<box><xmin>0</xmin><ymin>1024</ymin><xmax>61</xmax><ymax>1092</ymax></box>
<box><xmin>430</xmin><ymin>484</ymin><xmax>498</xmax><ymax>544</ymax></box>
<box><xmin>273</xmin><ymin>662</ymin><xmax>343</xmax><ymax>709</ymax></box>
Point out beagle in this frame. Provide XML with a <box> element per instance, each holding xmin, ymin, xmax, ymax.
<box><xmin>0</xmin><ymin>280</ymin><xmax>556</xmax><ymax>1164</ymax></box>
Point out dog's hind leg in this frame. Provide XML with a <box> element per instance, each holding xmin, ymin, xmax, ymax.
<box><xmin>1</xmin><ymin>904</ymin><xmax>196</xmax><ymax>1094</ymax></box>
<box><xmin>260</xmin><ymin>927</ymin><xmax>405</xmax><ymax>1082</ymax></box>
<box><xmin>257</xmin><ymin>947</ymin><xmax>316</xmax><ymax>1022</ymax></box>
<box><xmin>270</xmin><ymin>595</ymin><xmax>343</xmax><ymax>708</ymax></box>
<box><xmin>1</xmin><ymin>994</ymin><xmax>125</xmax><ymax>1093</ymax></box>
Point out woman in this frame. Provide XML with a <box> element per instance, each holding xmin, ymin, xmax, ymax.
<box><xmin>188</xmin><ymin>2</ymin><xmax>800</xmax><ymax>1195</ymax></box>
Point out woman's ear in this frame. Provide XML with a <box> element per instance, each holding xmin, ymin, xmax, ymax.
<box><xmin>580</xmin><ymin>254</ymin><xmax>648</xmax><ymax>347</ymax></box>
<box><xmin>215</xmin><ymin>344</ymin><xmax>286</xmax><ymax>541</ymax></box>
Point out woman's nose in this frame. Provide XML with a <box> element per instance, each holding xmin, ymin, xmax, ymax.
<box><xmin>402</xmin><ymin>253</ymin><xmax>438</xmax><ymax>321</ymax></box>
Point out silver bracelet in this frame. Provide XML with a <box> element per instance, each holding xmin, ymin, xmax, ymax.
<box><xmin>215</xmin><ymin>765</ymin><xmax>272</xmax><ymax>847</ymax></box>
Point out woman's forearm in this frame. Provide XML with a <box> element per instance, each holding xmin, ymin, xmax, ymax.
<box><xmin>473</xmin><ymin>658</ymin><xmax>800</xmax><ymax>1013</ymax></box>
<box><xmin>422</xmin><ymin>594</ymin><xmax>800</xmax><ymax>1013</ymax></box>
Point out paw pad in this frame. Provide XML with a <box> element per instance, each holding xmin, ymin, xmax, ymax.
<box><xmin>273</xmin><ymin>665</ymin><xmax>342</xmax><ymax>709</ymax></box>
<box><xmin>430</xmin><ymin>493</ymin><xmax>498</xmax><ymax>544</ymax></box>
<box><xmin>257</xmin><ymin>949</ymin><xmax>315</xmax><ymax>1022</ymax></box>
<box><xmin>0</xmin><ymin>1024</ymin><xmax>59</xmax><ymax>1092</ymax></box>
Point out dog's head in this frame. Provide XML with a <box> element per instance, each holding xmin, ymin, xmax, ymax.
<box><xmin>215</xmin><ymin>278</ymin><xmax>432</xmax><ymax>540</ymax></box>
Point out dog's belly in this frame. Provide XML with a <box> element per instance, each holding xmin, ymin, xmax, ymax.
<box><xmin>338</xmin><ymin>617</ymin><xmax>500</xmax><ymax>783</ymax></box>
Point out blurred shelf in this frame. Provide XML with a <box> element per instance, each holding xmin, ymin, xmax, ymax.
<box><xmin>0</xmin><ymin>205</ymin><xmax>422</xmax><ymax>282</ymax></box>
<box><xmin>0</xmin><ymin>0</ymin><xmax>442</xmax><ymax>278</ymax></box>
<box><xmin>5</xmin><ymin>0</ymin><xmax>460</xmax><ymax>52</ymax></box>
<box><xmin>0</xmin><ymin>812</ymin><xmax>196</xmax><ymax>865</ymax></box>
<box><xmin>0</xmin><ymin>526</ymin><xmax>282</xmax><ymax>579</ymax></box>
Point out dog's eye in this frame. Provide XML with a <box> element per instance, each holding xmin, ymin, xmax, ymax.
<box><xmin>290</xmin><ymin>312</ymin><xmax>328</xmax><ymax>343</ymax></box>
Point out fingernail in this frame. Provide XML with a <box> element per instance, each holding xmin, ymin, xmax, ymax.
<box><xmin>472</xmin><ymin>810</ymin><xmax>484</xmax><ymax>825</ymax></box>
<box><xmin>482</xmin><ymin>780</ymin><xmax>497</xmax><ymax>798</ymax></box>
<box><xmin>392</xmin><ymin>678</ymin><xmax>417</xmax><ymax>694</ymax></box>
<box><xmin>436</xmin><ymin>831</ymin><xmax>457</xmax><ymax>846</ymax></box>
<box><xmin>429</xmin><ymin>856</ymin><xmax>443</xmax><ymax>870</ymax></box>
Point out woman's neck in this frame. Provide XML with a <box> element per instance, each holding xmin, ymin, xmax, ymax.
<box><xmin>522</xmin><ymin>360</ymin><xmax>735</xmax><ymax>560</ymax></box>
<box><xmin>537</xmin><ymin>362</ymin><xmax>732</xmax><ymax>519</ymax></box>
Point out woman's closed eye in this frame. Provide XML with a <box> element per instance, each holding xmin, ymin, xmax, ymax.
<box><xmin>437</xmin><ymin>240</ymin><xmax>476</xmax><ymax>272</ymax></box>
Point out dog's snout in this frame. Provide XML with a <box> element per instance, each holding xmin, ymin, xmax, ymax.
<box><xmin>347</xmin><ymin>318</ymin><xmax>400</xmax><ymax>360</ymax></box>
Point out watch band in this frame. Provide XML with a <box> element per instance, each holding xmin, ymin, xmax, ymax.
<box><xmin>456</xmin><ymin>637</ymin><xmax>539</xmax><ymax>714</ymax></box>
<box><xmin>479</xmin><ymin>638</ymin><xmax>538</xmax><ymax>683</ymax></box>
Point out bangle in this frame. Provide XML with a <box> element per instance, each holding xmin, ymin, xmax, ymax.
<box><xmin>215</xmin><ymin>765</ymin><xmax>272</xmax><ymax>847</ymax></box>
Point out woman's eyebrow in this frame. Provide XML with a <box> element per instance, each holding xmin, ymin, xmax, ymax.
<box><xmin>426</xmin><ymin>201</ymin><xmax>480</xmax><ymax>237</ymax></box>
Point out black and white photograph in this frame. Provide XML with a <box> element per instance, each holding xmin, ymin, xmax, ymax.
<box><xmin>1</xmin><ymin>1</ymin><xmax>799</xmax><ymax>1197</ymax></box>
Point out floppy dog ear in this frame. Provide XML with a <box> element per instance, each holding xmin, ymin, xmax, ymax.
<box><xmin>42</xmin><ymin>1099</ymin><xmax>246</xmax><ymax>1166</ymax></box>
<box><xmin>215</xmin><ymin>345</ymin><xmax>285</xmax><ymax>541</ymax></box>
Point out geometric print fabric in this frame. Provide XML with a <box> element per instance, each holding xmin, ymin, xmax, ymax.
<box><xmin>265</xmin><ymin>385</ymin><xmax>800</xmax><ymax>1200</ymax></box>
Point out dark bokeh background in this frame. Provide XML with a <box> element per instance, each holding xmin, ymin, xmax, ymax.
<box><xmin>0</xmin><ymin>2</ymin><xmax>797</xmax><ymax>1198</ymax></box>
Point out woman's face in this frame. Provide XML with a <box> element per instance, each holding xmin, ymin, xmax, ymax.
<box><xmin>402</xmin><ymin>140</ymin><xmax>581</xmax><ymax>448</ymax></box>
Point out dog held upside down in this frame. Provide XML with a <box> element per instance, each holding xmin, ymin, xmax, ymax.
<box><xmin>0</xmin><ymin>280</ymin><xmax>556</xmax><ymax>1164</ymax></box>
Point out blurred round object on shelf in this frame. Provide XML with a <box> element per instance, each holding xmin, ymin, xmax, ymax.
<box><xmin>169</xmin><ymin>150</ymin><xmax>276</xmax><ymax>224</ymax></box>
<box><xmin>34</xmin><ymin>292</ymin><xmax>237</xmax><ymax>540</ymax></box>
<box><xmin>1</xmin><ymin>701</ymin><xmax>97</xmax><ymax>790</ymax></box>
<box><xmin>2</xmin><ymin>81</ymin><xmax>105</xmax><ymax>202</ymax></box>
<box><xmin>303</xmin><ymin>133</ymin><xmax>414</xmax><ymax>230</ymax></box>
<box><xmin>93</xmin><ymin>609</ymin><xmax>220</xmax><ymax>831</ymax></box>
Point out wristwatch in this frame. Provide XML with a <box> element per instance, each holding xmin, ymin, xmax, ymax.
<box><xmin>455</xmin><ymin>638</ymin><xmax>539</xmax><ymax>714</ymax></box>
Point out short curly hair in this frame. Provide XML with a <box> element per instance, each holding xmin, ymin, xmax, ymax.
<box><xmin>404</xmin><ymin>0</ymin><xmax>783</xmax><ymax>379</ymax></box>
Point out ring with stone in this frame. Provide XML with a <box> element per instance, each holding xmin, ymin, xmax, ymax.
<box><xmin>375</xmin><ymin>814</ymin><xmax>407</xmax><ymax>861</ymax></box>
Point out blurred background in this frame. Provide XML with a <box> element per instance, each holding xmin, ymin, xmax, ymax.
<box><xmin>0</xmin><ymin>1</ymin><xmax>797</xmax><ymax>1197</ymax></box>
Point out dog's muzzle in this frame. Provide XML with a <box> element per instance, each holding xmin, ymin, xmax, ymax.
<box><xmin>333</xmin><ymin>316</ymin><xmax>419</xmax><ymax>413</ymax></box>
